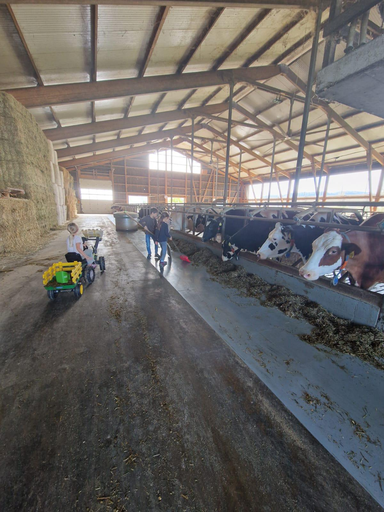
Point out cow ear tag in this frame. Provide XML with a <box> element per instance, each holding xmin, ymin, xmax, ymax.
<box><xmin>350</xmin><ymin>251</ymin><xmax>355</xmax><ymax>259</ymax></box>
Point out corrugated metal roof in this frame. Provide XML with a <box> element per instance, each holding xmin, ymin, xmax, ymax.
<box><xmin>95</xmin><ymin>97</ymin><xmax>131</xmax><ymax>121</ymax></box>
<box><xmin>53</xmin><ymin>101</ymin><xmax>91</xmax><ymax>127</ymax></box>
<box><xmin>146</xmin><ymin>6</ymin><xmax>213</xmax><ymax>76</ymax></box>
<box><xmin>186</xmin><ymin>8</ymin><xmax>262</xmax><ymax>73</ymax></box>
<box><xmin>97</xmin><ymin>6</ymin><xmax>158</xmax><ymax>81</ymax></box>
<box><xmin>0</xmin><ymin>3</ymin><xmax>382</xmax><ymax>181</ymax></box>
<box><xmin>29</xmin><ymin>107</ymin><xmax>56</xmax><ymax>130</ymax></box>
<box><xmin>0</xmin><ymin>6</ymin><xmax>37</xmax><ymax>89</ymax></box>
<box><xmin>11</xmin><ymin>5</ymin><xmax>91</xmax><ymax>86</ymax></box>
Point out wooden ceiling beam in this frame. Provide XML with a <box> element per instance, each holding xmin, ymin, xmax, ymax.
<box><xmin>61</xmin><ymin>139</ymin><xmax>184</xmax><ymax>168</ymax></box>
<box><xmin>7</xmin><ymin>65</ymin><xmax>280</xmax><ymax>109</ymax></box>
<box><xmin>151</xmin><ymin>7</ymin><xmax>223</xmax><ymax>115</ymax></box>
<box><xmin>121</xmin><ymin>5</ymin><xmax>170</xmax><ymax>124</ymax></box>
<box><xmin>206</xmin><ymin>125</ymin><xmax>289</xmax><ymax>178</ymax></box>
<box><xmin>233</xmin><ymin>102</ymin><xmax>324</xmax><ymax>169</ymax></box>
<box><xmin>5</xmin><ymin>5</ymin><xmax>63</xmax><ymax>129</ymax></box>
<box><xmin>45</xmin><ymin>103</ymin><xmax>228</xmax><ymax>141</ymax></box>
<box><xmin>91</xmin><ymin>5</ymin><xmax>98</xmax><ymax>82</ymax></box>
<box><xmin>196</xmin><ymin>10</ymin><xmax>307</xmax><ymax>111</ymax></box>
<box><xmin>178</xmin><ymin>146</ymin><xmax>242</xmax><ymax>183</ymax></box>
<box><xmin>139</xmin><ymin>6</ymin><xmax>169</xmax><ymax>78</ymax></box>
<box><xmin>176</xmin><ymin>8</ymin><xmax>270</xmax><ymax>111</ymax></box>
<box><xmin>6</xmin><ymin>5</ymin><xmax>43</xmax><ymax>86</ymax></box>
<box><xmin>181</xmin><ymin>136</ymin><xmax>260</xmax><ymax>181</ymax></box>
<box><xmin>58</xmin><ymin>124</ymin><xmax>203</xmax><ymax>158</ymax></box>
<box><xmin>242</xmin><ymin>11</ymin><xmax>305</xmax><ymax>67</ymax></box>
<box><xmin>0</xmin><ymin>0</ymin><xmax>319</xmax><ymax>9</ymax></box>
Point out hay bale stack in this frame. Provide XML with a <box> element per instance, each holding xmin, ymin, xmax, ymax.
<box><xmin>0</xmin><ymin>92</ymin><xmax>57</xmax><ymax>236</ymax></box>
<box><xmin>61</xmin><ymin>167</ymin><xmax>77</xmax><ymax>221</ymax></box>
<box><xmin>0</xmin><ymin>198</ymin><xmax>41</xmax><ymax>255</ymax></box>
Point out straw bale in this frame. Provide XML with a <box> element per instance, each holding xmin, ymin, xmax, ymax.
<box><xmin>50</xmin><ymin>162</ymin><xmax>55</xmax><ymax>183</ymax></box>
<box><xmin>53</xmin><ymin>163</ymin><xmax>60</xmax><ymax>184</ymax></box>
<box><xmin>47</xmin><ymin>140</ymin><xmax>55</xmax><ymax>162</ymax></box>
<box><xmin>61</xmin><ymin>166</ymin><xmax>77</xmax><ymax>220</ymax></box>
<box><xmin>0</xmin><ymin>198</ymin><xmax>42</xmax><ymax>255</ymax></box>
<box><xmin>0</xmin><ymin>92</ymin><xmax>57</xmax><ymax>243</ymax></box>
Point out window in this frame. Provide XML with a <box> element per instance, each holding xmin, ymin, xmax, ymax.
<box><xmin>129</xmin><ymin>195</ymin><xmax>148</xmax><ymax>204</ymax></box>
<box><xmin>167</xmin><ymin>197</ymin><xmax>185</xmax><ymax>203</ymax></box>
<box><xmin>149</xmin><ymin>150</ymin><xmax>201</xmax><ymax>174</ymax></box>
<box><xmin>247</xmin><ymin>169</ymin><xmax>383</xmax><ymax>202</ymax></box>
<box><xmin>81</xmin><ymin>189</ymin><xmax>113</xmax><ymax>200</ymax></box>
<box><xmin>327</xmin><ymin>170</ymin><xmax>381</xmax><ymax>198</ymax></box>
<box><xmin>247</xmin><ymin>181</ymin><xmax>290</xmax><ymax>201</ymax></box>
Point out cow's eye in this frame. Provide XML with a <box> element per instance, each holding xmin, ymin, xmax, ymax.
<box><xmin>329</xmin><ymin>248</ymin><xmax>338</xmax><ymax>255</ymax></box>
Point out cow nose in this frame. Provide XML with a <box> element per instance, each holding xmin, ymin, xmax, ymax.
<box><xmin>299</xmin><ymin>269</ymin><xmax>314</xmax><ymax>280</ymax></box>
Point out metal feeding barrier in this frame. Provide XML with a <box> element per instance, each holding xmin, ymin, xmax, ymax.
<box><xmin>119</xmin><ymin>201</ymin><xmax>384</xmax><ymax>237</ymax></box>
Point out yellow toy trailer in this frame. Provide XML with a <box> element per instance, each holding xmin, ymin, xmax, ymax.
<box><xmin>43</xmin><ymin>261</ymin><xmax>93</xmax><ymax>300</ymax></box>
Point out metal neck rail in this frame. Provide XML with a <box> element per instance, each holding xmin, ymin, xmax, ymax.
<box><xmin>124</xmin><ymin>202</ymin><xmax>384</xmax><ymax>235</ymax></box>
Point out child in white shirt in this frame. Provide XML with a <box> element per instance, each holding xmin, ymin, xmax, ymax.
<box><xmin>65</xmin><ymin>223</ymin><xmax>93</xmax><ymax>264</ymax></box>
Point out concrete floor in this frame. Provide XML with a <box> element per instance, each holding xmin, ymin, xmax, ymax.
<box><xmin>0</xmin><ymin>215</ymin><xmax>382</xmax><ymax>511</ymax></box>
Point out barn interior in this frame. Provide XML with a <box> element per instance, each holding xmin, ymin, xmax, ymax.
<box><xmin>1</xmin><ymin>0</ymin><xmax>384</xmax><ymax>510</ymax></box>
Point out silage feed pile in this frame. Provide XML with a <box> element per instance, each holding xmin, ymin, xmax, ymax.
<box><xmin>170</xmin><ymin>240</ymin><xmax>384</xmax><ymax>370</ymax></box>
<box><xmin>0</xmin><ymin>92</ymin><xmax>59</xmax><ymax>254</ymax></box>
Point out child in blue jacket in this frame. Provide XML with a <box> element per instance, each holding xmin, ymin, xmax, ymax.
<box><xmin>156</xmin><ymin>212</ymin><xmax>172</xmax><ymax>267</ymax></box>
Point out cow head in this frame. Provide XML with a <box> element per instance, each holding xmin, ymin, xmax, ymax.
<box><xmin>202</xmin><ymin>217</ymin><xmax>223</xmax><ymax>242</ymax></box>
<box><xmin>222</xmin><ymin>239</ymin><xmax>239</xmax><ymax>261</ymax></box>
<box><xmin>299</xmin><ymin>230</ymin><xmax>343</xmax><ymax>281</ymax></box>
<box><xmin>195</xmin><ymin>214</ymin><xmax>205</xmax><ymax>227</ymax></box>
<box><xmin>256</xmin><ymin>223</ymin><xmax>293</xmax><ymax>260</ymax></box>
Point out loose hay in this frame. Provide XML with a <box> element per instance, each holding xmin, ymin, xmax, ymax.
<box><xmin>173</xmin><ymin>239</ymin><xmax>384</xmax><ymax>370</ymax></box>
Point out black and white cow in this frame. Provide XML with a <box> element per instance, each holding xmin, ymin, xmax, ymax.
<box><xmin>256</xmin><ymin>223</ymin><xmax>325</xmax><ymax>262</ymax></box>
<box><xmin>202</xmin><ymin>208</ymin><xmax>300</xmax><ymax>243</ymax></box>
<box><xmin>202</xmin><ymin>209</ymin><xmax>247</xmax><ymax>242</ymax></box>
<box><xmin>221</xmin><ymin>218</ymin><xmax>277</xmax><ymax>261</ymax></box>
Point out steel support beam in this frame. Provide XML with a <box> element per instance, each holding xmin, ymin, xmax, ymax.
<box><xmin>282</xmin><ymin>66</ymin><xmax>384</xmax><ymax>168</ymax></box>
<box><xmin>323</xmin><ymin>0</ymin><xmax>382</xmax><ymax>37</ymax></box>
<box><xmin>7</xmin><ymin>66</ymin><xmax>280</xmax><ymax>109</ymax></box>
<box><xmin>190</xmin><ymin>118</ymin><xmax>195</xmax><ymax>203</ymax></box>
<box><xmin>207</xmin><ymin>126</ymin><xmax>289</xmax><ymax>178</ymax></box>
<box><xmin>316</xmin><ymin>115</ymin><xmax>330</xmax><ymax>201</ymax></box>
<box><xmin>267</xmin><ymin>137</ymin><xmax>276</xmax><ymax>203</ymax></box>
<box><xmin>234</xmin><ymin>102</ymin><xmax>324</xmax><ymax>170</ymax></box>
<box><xmin>223</xmin><ymin>82</ymin><xmax>234</xmax><ymax>205</ymax></box>
<box><xmin>291</xmin><ymin>5</ymin><xmax>322</xmax><ymax>203</ymax></box>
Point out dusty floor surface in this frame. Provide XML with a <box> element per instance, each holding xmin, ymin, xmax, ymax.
<box><xmin>0</xmin><ymin>216</ymin><xmax>382</xmax><ymax>511</ymax></box>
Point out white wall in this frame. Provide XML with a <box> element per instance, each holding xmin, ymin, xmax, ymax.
<box><xmin>80</xmin><ymin>179</ymin><xmax>113</xmax><ymax>214</ymax></box>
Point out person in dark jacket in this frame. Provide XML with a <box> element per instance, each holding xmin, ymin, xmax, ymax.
<box><xmin>156</xmin><ymin>212</ymin><xmax>172</xmax><ymax>267</ymax></box>
<box><xmin>139</xmin><ymin>207</ymin><xmax>159</xmax><ymax>259</ymax></box>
